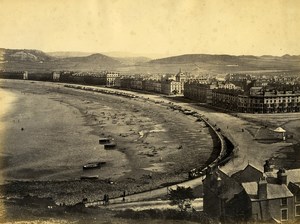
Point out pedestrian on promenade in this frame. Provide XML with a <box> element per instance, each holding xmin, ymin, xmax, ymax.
<box><xmin>103</xmin><ymin>194</ymin><xmax>106</xmax><ymax>205</ymax></box>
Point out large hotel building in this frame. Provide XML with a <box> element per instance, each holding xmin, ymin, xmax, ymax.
<box><xmin>185</xmin><ymin>81</ymin><xmax>300</xmax><ymax>113</ymax></box>
<box><xmin>211</xmin><ymin>87</ymin><xmax>300</xmax><ymax>113</ymax></box>
<box><xmin>237</xmin><ymin>88</ymin><xmax>300</xmax><ymax>113</ymax></box>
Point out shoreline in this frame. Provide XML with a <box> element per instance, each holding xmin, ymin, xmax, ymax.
<box><xmin>1</xmin><ymin>79</ymin><xmax>298</xmax><ymax>208</ymax></box>
<box><xmin>0</xmin><ymin>80</ymin><xmax>218</xmax><ymax>206</ymax></box>
<box><xmin>0</xmin><ymin>88</ymin><xmax>17</xmax><ymax>179</ymax></box>
<box><xmin>0</xmin><ymin>85</ymin><xmax>18</xmax><ymax>222</ymax></box>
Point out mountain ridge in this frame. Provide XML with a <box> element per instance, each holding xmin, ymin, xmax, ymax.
<box><xmin>149</xmin><ymin>54</ymin><xmax>300</xmax><ymax>64</ymax></box>
<box><xmin>1</xmin><ymin>48</ymin><xmax>300</xmax><ymax>73</ymax></box>
<box><xmin>0</xmin><ymin>48</ymin><xmax>121</xmax><ymax>72</ymax></box>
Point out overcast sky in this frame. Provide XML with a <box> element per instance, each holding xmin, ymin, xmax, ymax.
<box><xmin>0</xmin><ymin>0</ymin><xmax>299</xmax><ymax>56</ymax></box>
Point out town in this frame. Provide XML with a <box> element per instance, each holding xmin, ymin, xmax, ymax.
<box><xmin>1</xmin><ymin>0</ymin><xmax>299</xmax><ymax>223</ymax></box>
<box><xmin>1</xmin><ymin>69</ymin><xmax>300</xmax><ymax>223</ymax></box>
<box><xmin>2</xmin><ymin>70</ymin><xmax>300</xmax><ymax>113</ymax></box>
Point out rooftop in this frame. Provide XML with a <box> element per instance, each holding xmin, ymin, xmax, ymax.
<box><xmin>231</xmin><ymin>164</ymin><xmax>263</xmax><ymax>183</ymax></box>
<box><xmin>242</xmin><ymin>182</ymin><xmax>293</xmax><ymax>201</ymax></box>
<box><xmin>286</xmin><ymin>168</ymin><xmax>300</xmax><ymax>184</ymax></box>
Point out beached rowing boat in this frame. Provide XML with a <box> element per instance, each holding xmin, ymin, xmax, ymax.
<box><xmin>83</xmin><ymin>162</ymin><xmax>106</xmax><ymax>170</ymax></box>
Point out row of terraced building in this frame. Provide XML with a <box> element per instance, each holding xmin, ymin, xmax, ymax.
<box><xmin>184</xmin><ymin>80</ymin><xmax>300</xmax><ymax>113</ymax></box>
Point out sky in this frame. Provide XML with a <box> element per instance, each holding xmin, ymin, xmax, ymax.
<box><xmin>0</xmin><ymin>0</ymin><xmax>299</xmax><ymax>57</ymax></box>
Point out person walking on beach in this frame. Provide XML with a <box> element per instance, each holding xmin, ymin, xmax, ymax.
<box><xmin>122</xmin><ymin>190</ymin><xmax>126</xmax><ymax>202</ymax></box>
<box><xmin>103</xmin><ymin>194</ymin><xmax>109</xmax><ymax>205</ymax></box>
<box><xmin>103</xmin><ymin>194</ymin><xmax>107</xmax><ymax>205</ymax></box>
<box><xmin>106</xmin><ymin>194</ymin><xmax>110</xmax><ymax>205</ymax></box>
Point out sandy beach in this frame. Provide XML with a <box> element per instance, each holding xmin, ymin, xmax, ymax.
<box><xmin>0</xmin><ymin>79</ymin><xmax>215</xmax><ymax>205</ymax></box>
<box><xmin>1</xmin><ymin>79</ymin><xmax>298</xmax><ymax>215</ymax></box>
<box><xmin>0</xmin><ymin>88</ymin><xmax>17</xmax><ymax>181</ymax></box>
<box><xmin>0</xmin><ymin>86</ymin><xmax>17</xmax><ymax>221</ymax></box>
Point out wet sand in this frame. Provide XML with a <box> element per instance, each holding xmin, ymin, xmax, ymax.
<box><xmin>1</xmin><ymin>79</ymin><xmax>299</xmax><ymax>222</ymax></box>
<box><xmin>0</xmin><ymin>87</ymin><xmax>17</xmax><ymax>221</ymax></box>
<box><xmin>0</xmin><ymin>80</ymin><xmax>215</xmax><ymax>205</ymax></box>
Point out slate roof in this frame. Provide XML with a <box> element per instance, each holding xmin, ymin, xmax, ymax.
<box><xmin>288</xmin><ymin>182</ymin><xmax>300</xmax><ymax>196</ymax></box>
<box><xmin>204</xmin><ymin>168</ymin><xmax>245</xmax><ymax>202</ymax></box>
<box><xmin>242</xmin><ymin>182</ymin><xmax>293</xmax><ymax>200</ymax></box>
<box><xmin>241</xmin><ymin>182</ymin><xmax>257</xmax><ymax>197</ymax></box>
<box><xmin>286</xmin><ymin>168</ymin><xmax>300</xmax><ymax>184</ymax></box>
<box><xmin>264</xmin><ymin>171</ymin><xmax>278</xmax><ymax>184</ymax></box>
<box><xmin>231</xmin><ymin>164</ymin><xmax>263</xmax><ymax>183</ymax></box>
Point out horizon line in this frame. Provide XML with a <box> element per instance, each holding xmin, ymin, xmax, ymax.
<box><xmin>1</xmin><ymin>47</ymin><xmax>300</xmax><ymax>58</ymax></box>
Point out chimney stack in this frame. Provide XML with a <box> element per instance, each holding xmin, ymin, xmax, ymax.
<box><xmin>277</xmin><ymin>168</ymin><xmax>287</xmax><ymax>185</ymax></box>
<box><xmin>263</xmin><ymin>160</ymin><xmax>273</xmax><ymax>172</ymax></box>
<box><xmin>258</xmin><ymin>176</ymin><xmax>267</xmax><ymax>199</ymax></box>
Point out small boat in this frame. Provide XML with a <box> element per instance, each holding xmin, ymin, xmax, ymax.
<box><xmin>80</xmin><ymin>175</ymin><xmax>99</xmax><ymax>180</ymax></box>
<box><xmin>183</xmin><ymin>110</ymin><xmax>194</xmax><ymax>115</ymax></box>
<box><xmin>104</xmin><ymin>142</ymin><xmax>116</xmax><ymax>149</ymax></box>
<box><xmin>99</xmin><ymin>138</ymin><xmax>111</xmax><ymax>144</ymax></box>
<box><xmin>83</xmin><ymin>162</ymin><xmax>106</xmax><ymax>170</ymax></box>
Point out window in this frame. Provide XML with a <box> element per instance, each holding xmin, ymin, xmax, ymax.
<box><xmin>281</xmin><ymin>209</ymin><xmax>288</xmax><ymax>221</ymax></box>
<box><xmin>296</xmin><ymin>194</ymin><xmax>300</xmax><ymax>203</ymax></box>
<box><xmin>281</xmin><ymin>198</ymin><xmax>287</xmax><ymax>206</ymax></box>
<box><xmin>296</xmin><ymin>205</ymin><xmax>300</xmax><ymax>217</ymax></box>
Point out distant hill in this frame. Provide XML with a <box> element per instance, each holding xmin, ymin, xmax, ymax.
<box><xmin>47</xmin><ymin>51</ymin><xmax>96</xmax><ymax>58</ymax></box>
<box><xmin>149</xmin><ymin>54</ymin><xmax>300</xmax><ymax>64</ymax></box>
<box><xmin>114</xmin><ymin>56</ymin><xmax>151</xmax><ymax>65</ymax></box>
<box><xmin>60</xmin><ymin>53</ymin><xmax>120</xmax><ymax>65</ymax></box>
<box><xmin>0</xmin><ymin>48</ymin><xmax>121</xmax><ymax>72</ymax></box>
<box><xmin>100</xmin><ymin>51</ymin><xmax>152</xmax><ymax>65</ymax></box>
<box><xmin>146</xmin><ymin>54</ymin><xmax>300</xmax><ymax>74</ymax></box>
<box><xmin>101</xmin><ymin>51</ymin><xmax>168</xmax><ymax>59</ymax></box>
<box><xmin>0</xmin><ymin>48</ymin><xmax>53</xmax><ymax>62</ymax></box>
<box><xmin>56</xmin><ymin>53</ymin><xmax>121</xmax><ymax>71</ymax></box>
<box><xmin>1</xmin><ymin>48</ymin><xmax>300</xmax><ymax>74</ymax></box>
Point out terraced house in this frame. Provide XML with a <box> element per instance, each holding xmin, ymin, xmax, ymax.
<box><xmin>238</xmin><ymin>87</ymin><xmax>300</xmax><ymax>113</ymax></box>
<box><xmin>210</xmin><ymin>86</ymin><xmax>300</xmax><ymax>113</ymax></box>
<box><xmin>203</xmin><ymin>161</ymin><xmax>300</xmax><ymax>223</ymax></box>
<box><xmin>211</xmin><ymin>88</ymin><xmax>243</xmax><ymax>111</ymax></box>
<box><xmin>58</xmin><ymin>71</ymin><xmax>119</xmax><ymax>86</ymax></box>
<box><xmin>184</xmin><ymin>82</ymin><xmax>217</xmax><ymax>103</ymax></box>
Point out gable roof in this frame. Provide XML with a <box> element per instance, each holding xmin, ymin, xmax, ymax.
<box><xmin>231</xmin><ymin>164</ymin><xmax>263</xmax><ymax>183</ymax></box>
<box><xmin>286</xmin><ymin>168</ymin><xmax>300</xmax><ymax>184</ymax></box>
<box><xmin>241</xmin><ymin>182</ymin><xmax>257</xmax><ymax>198</ymax></box>
<box><xmin>242</xmin><ymin>182</ymin><xmax>293</xmax><ymax>201</ymax></box>
<box><xmin>204</xmin><ymin>168</ymin><xmax>245</xmax><ymax>202</ymax></box>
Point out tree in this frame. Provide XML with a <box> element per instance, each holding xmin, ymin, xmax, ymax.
<box><xmin>169</xmin><ymin>186</ymin><xmax>196</xmax><ymax>211</ymax></box>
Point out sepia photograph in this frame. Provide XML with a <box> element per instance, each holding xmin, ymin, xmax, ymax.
<box><xmin>0</xmin><ymin>0</ymin><xmax>300</xmax><ymax>223</ymax></box>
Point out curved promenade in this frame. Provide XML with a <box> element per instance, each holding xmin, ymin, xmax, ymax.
<box><xmin>61</xmin><ymin>84</ymin><xmax>230</xmax><ymax>207</ymax></box>
<box><xmin>1</xmin><ymin>79</ymin><xmax>295</xmax><ymax>209</ymax></box>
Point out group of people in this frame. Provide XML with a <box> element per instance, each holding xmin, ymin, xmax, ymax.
<box><xmin>103</xmin><ymin>190</ymin><xmax>126</xmax><ymax>205</ymax></box>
